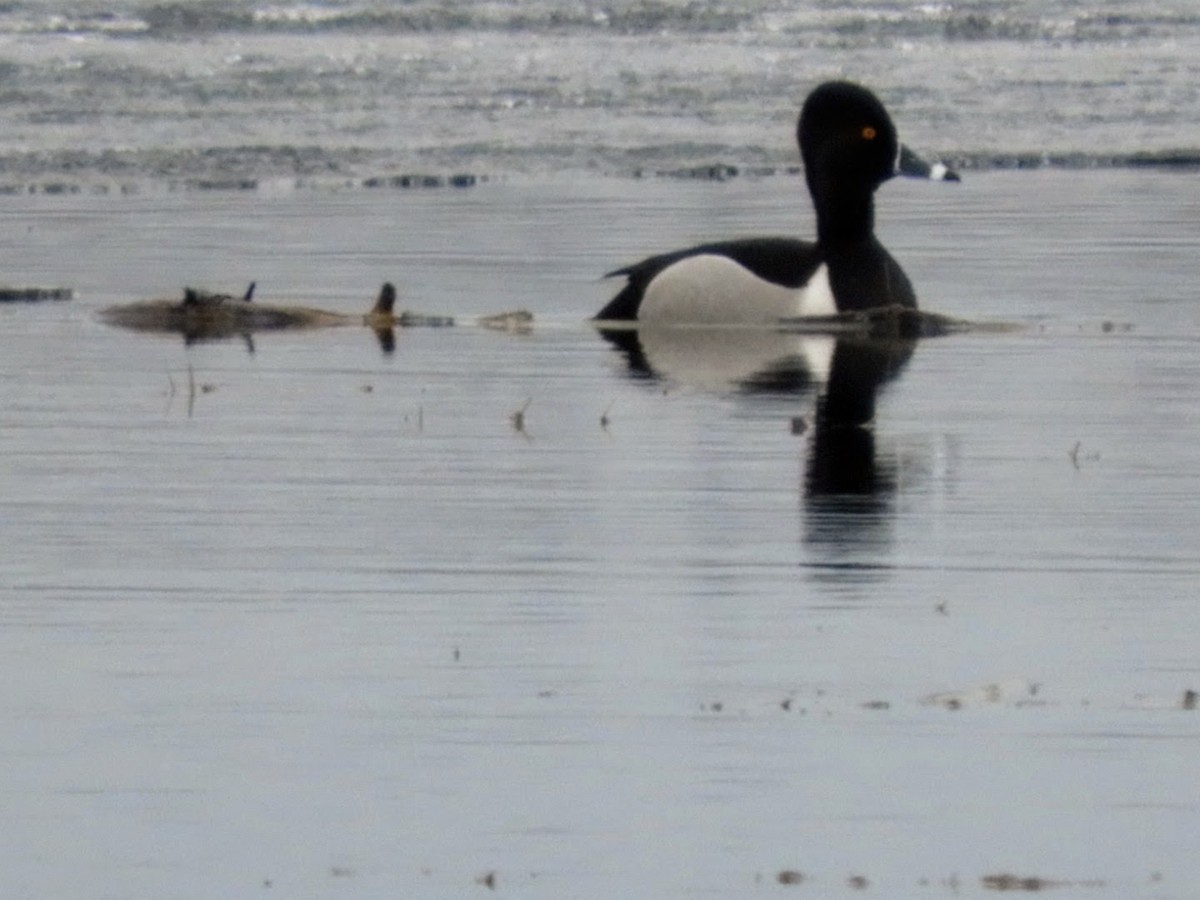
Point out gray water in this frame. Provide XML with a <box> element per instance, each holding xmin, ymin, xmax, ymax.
<box><xmin>3</xmin><ymin>0</ymin><xmax>1200</xmax><ymax>186</ymax></box>
<box><xmin>3</xmin><ymin>1</ymin><xmax>1200</xmax><ymax>897</ymax></box>
<box><xmin>3</xmin><ymin>169</ymin><xmax>1200</xmax><ymax>897</ymax></box>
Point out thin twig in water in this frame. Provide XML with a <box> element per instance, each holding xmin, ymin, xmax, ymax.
<box><xmin>187</xmin><ymin>365</ymin><xmax>197</xmax><ymax>418</ymax></box>
<box><xmin>1069</xmin><ymin>441</ymin><xmax>1100</xmax><ymax>469</ymax></box>
<box><xmin>164</xmin><ymin>371</ymin><xmax>177</xmax><ymax>415</ymax></box>
<box><xmin>511</xmin><ymin>397</ymin><xmax>532</xmax><ymax>433</ymax></box>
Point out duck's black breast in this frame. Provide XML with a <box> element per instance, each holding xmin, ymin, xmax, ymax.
<box><xmin>822</xmin><ymin>238</ymin><xmax>917</xmax><ymax>313</ymax></box>
<box><xmin>595</xmin><ymin>237</ymin><xmax>824</xmax><ymax>321</ymax></box>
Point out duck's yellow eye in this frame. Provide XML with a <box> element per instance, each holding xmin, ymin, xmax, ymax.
<box><xmin>862</xmin><ymin>126</ymin><xmax>877</xmax><ymax>140</ymax></box>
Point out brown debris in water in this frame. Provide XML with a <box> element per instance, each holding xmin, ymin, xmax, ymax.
<box><xmin>776</xmin><ymin>869</ymin><xmax>806</xmax><ymax>885</ymax></box>
<box><xmin>478</xmin><ymin>309</ymin><xmax>533</xmax><ymax>332</ymax></box>
<box><xmin>99</xmin><ymin>280</ymin><xmax>460</xmax><ymax>349</ymax></box>
<box><xmin>982</xmin><ymin>873</ymin><xmax>1052</xmax><ymax>891</ymax></box>
<box><xmin>981</xmin><ymin>873</ymin><xmax>1107</xmax><ymax>891</ymax></box>
<box><xmin>921</xmin><ymin>680</ymin><xmax>1042</xmax><ymax>710</ymax></box>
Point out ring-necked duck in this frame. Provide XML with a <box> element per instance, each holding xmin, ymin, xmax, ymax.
<box><xmin>595</xmin><ymin>81</ymin><xmax>957</xmax><ymax>325</ymax></box>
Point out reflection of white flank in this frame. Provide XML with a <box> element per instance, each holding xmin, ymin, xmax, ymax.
<box><xmin>636</xmin><ymin>327</ymin><xmax>835</xmax><ymax>390</ymax></box>
<box><xmin>801</xmin><ymin>264</ymin><xmax>837</xmax><ymax>318</ymax></box>
<box><xmin>640</xmin><ymin>255</ymin><xmax>836</xmax><ymax>325</ymax></box>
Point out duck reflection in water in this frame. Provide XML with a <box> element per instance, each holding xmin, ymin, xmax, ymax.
<box><xmin>805</xmin><ymin>336</ymin><xmax>911</xmax><ymax>494</ymax></box>
<box><xmin>800</xmin><ymin>337</ymin><xmax>913</xmax><ymax>573</ymax></box>
<box><xmin>596</xmin><ymin>323</ymin><xmax>920</xmax><ymax>566</ymax></box>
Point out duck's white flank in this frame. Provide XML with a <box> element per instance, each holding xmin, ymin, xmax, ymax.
<box><xmin>929</xmin><ymin>162</ymin><xmax>953</xmax><ymax>181</ymax></box>
<box><xmin>638</xmin><ymin>254</ymin><xmax>836</xmax><ymax>325</ymax></box>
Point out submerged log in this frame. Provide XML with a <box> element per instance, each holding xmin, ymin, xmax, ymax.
<box><xmin>98</xmin><ymin>282</ymin><xmax>456</xmax><ymax>346</ymax></box>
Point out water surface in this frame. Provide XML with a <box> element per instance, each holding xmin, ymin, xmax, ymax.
<box><xmin>4</xmin><ymin>0</ymin><xmax>1200</xmax><ymax>184</ymax></box>
<box><xmin>2</xmin><ymin>170</ymin><xmax>1199</xmax><ymax>897</ymax></box>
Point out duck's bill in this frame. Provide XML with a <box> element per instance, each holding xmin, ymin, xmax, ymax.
<box><xmin>897</xmin><ymin>144</ymin><xmax>960</xmax><ymax>182</ymax></box>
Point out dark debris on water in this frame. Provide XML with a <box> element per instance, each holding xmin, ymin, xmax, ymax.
<box><xmin>362</xmin><ymin>173</ymin><xmax>480</xmax><ymax>189</ymax></box>
<box><xmin>4</xmin><ymin>148</ymin><xmax>1200</xmax><ymax>196</ymax></box>
<box><xmin>0</xmin><ymin>286</ymin><xmax>73</xmax><ymax>303</ymax></box>
<box><xmin>0</xmin><ymin>169</ymin><xmax>486</xmax><ymax>196</ymax></box>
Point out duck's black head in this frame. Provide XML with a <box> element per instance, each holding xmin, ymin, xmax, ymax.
<box><xmin>798</xmin><ymin>81</ymin><xmax>900</xmax><ymax>208</ymax></box>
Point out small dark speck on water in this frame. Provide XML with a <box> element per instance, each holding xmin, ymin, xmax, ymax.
<box><xmin>1069</xmin><ymin>441</ymin><xmax>1101</xmax><ymax>469</ymax></box>
<box><xmin>600</xmin><ymin>400</ymin><xmax>614</xmax><ymax>429</ymax></box>
<box><xmin>510</xmin><ymin>397</ymin><xmax>532</xmax><ymax>432</ymax></box>
<box><xmin>777</xmin><ymin>870</ymin><xmax>806</xmax><ymax>885</ymax></box>
<box><xmin>477</xmin><ymin>870</ymin><xmax>497</xmax><ymax>890</ymax></box>
<box><xmin>1183</xmin><ymin>689</ymin><xmax>1197</xmax><ymax>710</ymax></box>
